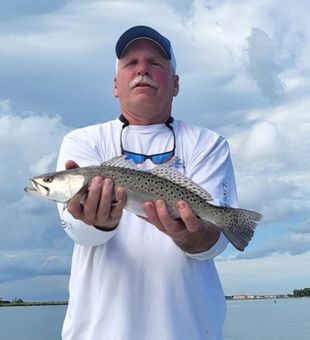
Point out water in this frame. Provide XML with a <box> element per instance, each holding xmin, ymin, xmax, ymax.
<box><xmin>0</xmin><ymin>305</ymin><xmax>66</xmax><ymax>340</ymax></box>
<box><xmin>0</xmin><ymin>298</ymin><xmax>309</xmax><ymax>339</ymax></box>
<box><xmin>224</xmin><ymin>298</ymin><xmax>310</xmax><ymax>339</ymax></box>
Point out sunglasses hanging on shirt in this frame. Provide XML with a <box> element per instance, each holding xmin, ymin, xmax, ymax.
<box><xmin>119</xmin><ymin>114</ymin><xmax>175</xmax><ymax>164</ymax></box>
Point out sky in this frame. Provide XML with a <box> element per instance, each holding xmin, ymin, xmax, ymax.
<box><xmin>0</xmin><ymin>0</ymin><xmax>309</xmax><ymax>300</ymax></box>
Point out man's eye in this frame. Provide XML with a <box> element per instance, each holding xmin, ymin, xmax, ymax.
<box><xmin>151</xmin><ymin>61</ymin><xmax>163</xmax><ymax>67</ymax></box>
<box><xmin>125</xmin><ymin>60</ymin><xmax>137</xmax><ymax>66</ymax></box>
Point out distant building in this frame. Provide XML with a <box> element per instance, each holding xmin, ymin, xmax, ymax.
<box><xmin>229</xmin><ymin>294</ymin><xmax>289</xmax><ymax>300</ymax></box>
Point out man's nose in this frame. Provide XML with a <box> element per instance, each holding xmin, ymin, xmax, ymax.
<box><xmin>137</xmin><ymin>61</ymin><xmax>150</xmax><ymax>76</ymax></box>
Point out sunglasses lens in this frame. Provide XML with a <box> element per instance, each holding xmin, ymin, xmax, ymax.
<box><xmin>123</xmin><ymin>152</ymin><xmax>147</xmax><ymax>164</ymax></box>
<box><xmin>120</xmin><ymin>120</ymin><xmax>175</xmax><ymax>165</ymax></box>
<box><xmin>151</xmin><ymin>151</ymin><xmax>174</xmax><ymax>165</ymax></box>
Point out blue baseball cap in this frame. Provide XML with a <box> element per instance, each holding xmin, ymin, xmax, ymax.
<box><xmin>115</xmin><ymin>25</ymin><xmax>177</xmax><ymax>71</ymax></box>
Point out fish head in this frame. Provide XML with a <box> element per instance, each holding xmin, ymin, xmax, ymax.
<box><xmin>25</xmin><ymin>173</ymin><xmax>88</xmax><ymax>203</ymax></box>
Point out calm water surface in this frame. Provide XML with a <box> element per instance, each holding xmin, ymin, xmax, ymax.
<box><xmin>224</xmin><ymin>298</ymin><xmax>310</xmax><ymax>340</ymax></box>
<box><xmin>0</xmin><ymin>305</ymin><xmax>66</xmax><ymax>340</ymax></box>
<box><xmin>0</xmin><ymin>298</ymin><xmax>309</xmax><ymax>339</ymax></box>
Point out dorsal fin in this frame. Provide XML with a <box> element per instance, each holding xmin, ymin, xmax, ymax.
<box><xmin>101</xmin><ymin>156</ymin><xmax>141</xmax><ymax>170</ymax></box>
<box><xmin>101</xmin><ymin>156</ymin><xmax>213</xmax><ymax>202</ymax></box>
<box><xmin>148</xmin><ymin>159</ymin><xmax>213</xmax><ymax>202</ymax></box>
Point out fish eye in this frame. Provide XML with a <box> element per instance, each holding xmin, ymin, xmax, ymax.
<box><xmin>43</xmin><ymin>176</ymin><xmax>53</xmax><ymax>183</ymax></box>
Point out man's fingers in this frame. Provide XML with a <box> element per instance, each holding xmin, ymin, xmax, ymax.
<box><xmin>144</xmin><ymin>201</ymin><xmax>165</xmax><ymax>232</ymax></box>
<box><xmin>177</xmin><ymin>201</ymin><xmax>200</xmax><ymax>232</ymax></box>
<box><xmin>155</xmin><ymin>200</ymin><xmax>183</xmax><ymax>233</ymax></box>
<box><xmin>93</xmin><ymin>179</ymin><xmax>125</xmax><ymax>226</ymax></box>
<box><xmin>109</xmin><ymin>187</ymin><xmax>126</xmax><ymax>219</ymax></box>
<box><xmin>144</xmin><ymin>200</ymin><xmax>183</xmax><ymax>234</ymax></box>
<box><xmin>67</xmin><ymin>190</ymin><xmax>85</xmax><ymax>219</ymax></box>
<box><xmin>83</xmin><ymin>177</ymin><xmax>104</xmax><ymax>220</ymax></box>
<box><xmin>66</xmin><ymin>176</ymin><xmax>126</xmax><ymax>230</ymax></box>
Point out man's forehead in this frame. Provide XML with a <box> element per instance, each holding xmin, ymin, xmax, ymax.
<box><xmin>120</xmin><ymin>38</ymin><xmax>168</xmax><ymax>59</ymax></box>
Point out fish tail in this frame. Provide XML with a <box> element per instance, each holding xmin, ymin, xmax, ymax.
<box><xmin>204</xmin><ymin>207</ymin><xmax>262</xmax><ymax>251</ymax></box>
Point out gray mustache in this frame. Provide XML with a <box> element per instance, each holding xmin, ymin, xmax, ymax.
<box><xmin>129</xmin><ymin>75</ymin><xmax>159</xmax><ymax>89</ymax></box>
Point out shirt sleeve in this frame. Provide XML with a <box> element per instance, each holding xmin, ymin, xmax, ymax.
<box><xmin>58</xmin><ymin>206</ymin><xmax>118</xmax><ymax>246</ymax></box>
<box><xmin>56</xmin><ymin>130</ymin><xmax>118</xmax><ymax>246</ymax></box>
<box><xmin>184</xmin><ymin>233</ymin><xmax>229</xmax><ymax>260</ymax></box>
<box><xmin>184</xmin><ymin>134</ymin><xmax>238</xmax><ymax>260</ymax></box>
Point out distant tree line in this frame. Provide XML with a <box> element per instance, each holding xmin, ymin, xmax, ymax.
<box><xmin>292</xmin><ymin>288</ymin><xmax>310</xmax><ymax>297</ymax></box>
<box><xmin>0</xmin><ymin>298</ymin><xmax>24</xmax><ymax>304</ymax></box>
<box><xmin>0</xmin><ymin>297</ymin><xmax>68</xmax><ymax>307</ymax></box>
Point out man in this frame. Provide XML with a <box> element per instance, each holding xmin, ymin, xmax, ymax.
<box><xmin>57</xmin><ymin>25</ymin><xmax>238</xmax><ymax>340</ymax></box>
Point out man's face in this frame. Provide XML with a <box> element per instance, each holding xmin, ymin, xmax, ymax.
<box><xmin>114</xmin><ymin>39</ymin><xmax>179</xmax><ymax>123</ymax></box>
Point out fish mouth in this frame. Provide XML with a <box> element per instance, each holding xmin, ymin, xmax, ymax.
<box><xmin>24</xmin><ymin>179</ymin><xmax>50</xmax><ymax>196</ymax></box>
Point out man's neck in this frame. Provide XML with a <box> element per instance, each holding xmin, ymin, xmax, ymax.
<box><xmin>120</xmin><ymin>110</ymin><xmax>171</xmax><ymax>125</ymax></box>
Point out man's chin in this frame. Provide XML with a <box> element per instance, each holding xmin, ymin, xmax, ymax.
<box><xmin>133</xmin><ymin>85</ymin><xmax>156</xmax><ymax>92</ymax></box>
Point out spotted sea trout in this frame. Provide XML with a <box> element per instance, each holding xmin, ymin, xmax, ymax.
<box><xmin>24</xmin><ymin>156</ymin><xmax>262</xmax><ymax>251</ymax></box>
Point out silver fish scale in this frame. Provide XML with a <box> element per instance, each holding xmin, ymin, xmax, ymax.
<box><xmin>148</xmin><ymin>167</ymin><xmax>212</xmax><ymax>202</ymax></box>
<box><xmin>105</xmin><ymin>166</ymin><xmax>259</xmax><ymax>243</ymax></box>
<box><xmin>97</xmin><ymin>166</ymin><xmax>207</xmax><ymax>211</ymax></box>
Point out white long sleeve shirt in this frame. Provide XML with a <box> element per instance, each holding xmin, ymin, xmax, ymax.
<box><xmin>57</xmin><ymin>118</ymin><xmax>238</xmax><ymax>340</ymax></box>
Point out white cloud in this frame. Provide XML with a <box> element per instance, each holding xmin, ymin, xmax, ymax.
<box><xmin>0</xmin><ymin>100</ymin><xmax>73</xmax><ymax>292</ymax></box>
<box><xmin>29</xmin><ymin>153</ymin><xmax>58</xmax><ymax>175</ymax></box>
<box><xmin>294</xmin><ymin>219</ymin><xmax>310</xmax><ymax>234</ymax></box>
<box><xmin>0</xmin><ymin>99</ymin><xmax>12</xmax><ymax>115</ymax></box>
<box><xmin>227</xmin><ymin>98</ymin><xmax>310</xmax><ymax>224</ymax></box>
<box><xmin>1</xmin><ymin>0</ymin><xmax>309</xmax><ymax>127</ymax></box>
<box><xmin>240</xmin><ymin>120</ymin><xmax>283</xmax><ymax>161</ymax></box>
<box><xmin>0</xmin><ymin>249</ymin><xmax>71</xmax><ymax>279</ymax></box>
<box><xmin>217</xmin><ymin>252</ymin><xmax>310</xmax><ymax>295</ymax></box>
<box><xmin>0</xmin><ymin>275</ymin><xmax>70</xmax><ymax>301</ymax></box>
<box><xmin>235</xmin><ymin>232</ymin><xmax>310</xmax><ymax>259</ymax></box>
<box><xmin>247</xmin><ymin>27</ymin><xmax>284</xmax><ymax>101</ymax></box>
<box><xmin>0</xmin><ymin>101</ymin><xmax>70</xmax><ymax>192</ymax></box>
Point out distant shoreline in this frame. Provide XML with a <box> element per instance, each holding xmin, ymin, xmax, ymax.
<box><xmin>1</xmin><ymin>295</ymin><xmax>308</xmax><ymax>308</ymax></box>
<box><xmin>0</xmin><ymin>301</ymin><xmax>68</xmax><ymax>308</ymax></box>
<box><xmin>225</xmin><ymin>295</ymin><xmax>309</xmax><ymax>301</ymax></box>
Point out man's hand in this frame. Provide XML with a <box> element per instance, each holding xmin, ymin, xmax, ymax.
<box><xmin>65</xmin><ymin>160</ymin><xmax>126</xmax><ymax>231</ymax></box>
<box><xmin>143</xmin><ymin>199</ymin><xmax>220</xmax><ymax>253</ymax></box>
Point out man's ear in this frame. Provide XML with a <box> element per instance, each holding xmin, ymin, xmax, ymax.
<box><xmin>173</xmin><ymin>74</ymin><xmax>179</xmax><ymax>97</ymax></box>
<box><xmin>113</xmin><ymin>77</ymin><xmax>119</xmax><ymax>97</ymax></box>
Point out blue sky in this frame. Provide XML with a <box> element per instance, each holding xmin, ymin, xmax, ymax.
<box><xmin>0</xmin><ymin>0</ymin><xmax>309</xmax><ymax>300</ymax></box>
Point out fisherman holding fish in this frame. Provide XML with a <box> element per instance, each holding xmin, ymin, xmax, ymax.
<box><xmin>25</xmin><ymin>26</ymin><xmax>261</xmax><ymax>339</ymax></box>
